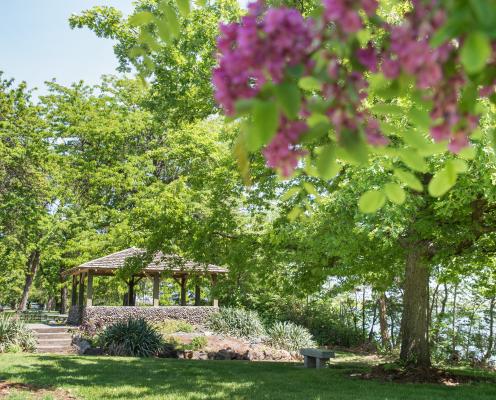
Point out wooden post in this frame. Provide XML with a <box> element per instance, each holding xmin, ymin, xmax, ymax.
<box><xmin>127</xmin><ymin>277</ymin><xmax>135</xmax><ymax>306</ymax></box>
<box><xmin>180</xmin><ymin>275</ymin><xmax>187</xmax><ymax>306</ymax></box>
<box><xmin>71</xmin><ymin>275</ymin><xmax>78</xmax><ymax>307</ymax></box>
<box><xmin>153</xmin><ymin>274</ymin><xmax>160</xmax><ymax>307</ymax></box>
<box><xmin>87</xmin><ymin>270</ymin><xmax>93</xmax><ymax>307</ymax></box>
<box><xmin>195</xmin><ymin>284</ymin><xmax>201</xmax><ymax>306</ymax></box>
<box><xmin>211</xmin><ymin>274</ymin><xmax>218</xmax><ymax>307</ymax></box>
<box><xmin>78</xmin><ymin>273</ymin><xmax>85</xmax><ymax>307</ymax></box>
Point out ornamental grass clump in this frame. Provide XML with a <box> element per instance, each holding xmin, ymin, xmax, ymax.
<box><xmin>99</xmin><ymin>318</ymin><xmax>163</xmax><ymax>357</ymax></box>
<box><xmin>267</xmin><ymin>321</ymin><xmax>315</xmax><ymax>352</ymax></box>
<box><xmin>0</xmin><ymin>314</ymin><xmax>36</xmax><ymax>353</ymax></box>
<box><xmin>207</xmin><ymin>307</ymin><xmax>266</xmax><ymax>339</ymax></box>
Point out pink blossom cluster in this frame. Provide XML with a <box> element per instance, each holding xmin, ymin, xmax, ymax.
<box><xmin>212</xmin><ymin>0</ymin><xmax>313</xmax><ymax>115</ymax></box>
<box><xmin>322</xmin><ymin>56</ymin><xmax>388</xmax><ymax>146</ymax></box>
<box><xmin>379</xmin><ymin>0</ymin><xmax>481</xmax><ymax>152</ymax></box>
<box><xmin>323</xmin><ymin>0</ymin><xmax>378</xmax><ymax>34</ymax></box>
<box><xmin>381</xmin><ymin>1</ymin><xmax>450</xmax><ymax>89</ymax></box>
<box><xmin>263</xmin><ymin>118</ymin><xmax>308</xmax><ymax>177</ymax></box>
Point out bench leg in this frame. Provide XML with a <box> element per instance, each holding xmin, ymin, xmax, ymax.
<box><xmin>315</xmin><ymin>358</ymin><xmax>330</xmax><ymax>369</ymax></box>
<box><xmin>304</xmin><ymin>356</ymin><xmax>316</xmax><ymax>368</ymax></box>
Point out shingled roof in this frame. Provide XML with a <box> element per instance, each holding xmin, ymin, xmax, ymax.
<box><xmin>61</xmin><ymin>247</ymin><xmax>228</xmax><ymax>277</ymax></box>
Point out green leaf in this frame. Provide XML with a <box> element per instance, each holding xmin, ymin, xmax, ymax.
<box><xmin>195</xmin><ymin>0</ymin><xmax>207</xmax><ymax>6</ymax></box>
<box><xmin>160</xmin><ymin>2</ymin><xmax>180</xmax><ymax>37</ymax></box>
<box><xmin>469</xmin><ymin>0</ymin><xmax>496</xmax><ymax>28</ymax></box>
<box><xmin>398</xmin><ymin>149</ymin><xmax>428</xmax><ymax>172</ymax></box>
<box><xmin>447</xmin><ymin>159</ymin><xmax>468</xmax><ymax>173</ymax></box>
<box><xmin>384</xmin><ymin>183</ymin><xmax>406</xmax><ymax>205</ymax></box>
<box><xmin>246</xmin><ymin>101</ymin><xmax>279</xmax><ymax>151</ymax></box>
<box><xmin>407</xmin><ymin>108</ymin><xmax>430</xmax><ymax>130</ymax></box>
<box><xmin>176</xmin><ymin>0</ymin><xmax>191</xmax><ymax>17</ymax></box>
<box><xmin>371</xmin><ymin>103</ymin><xmax>403</xmax><ymax>117</ymax></box>
<box><xmin>300</xmin><ymin>122</ymin><xmax>329</xmax><ymax>144</ymax></box>
<box><xmin>461</xmin><ymin>31</ymin><xmax>491</xmax><ymax>74</ymax></box>
<box><xmin>458</xmin><ymin>146</ymin><xmax>476</xmax><ymax>160</ymax></box>
<box><xmin>316</xmin><ymin>145</ymin><xmax>340</xmax><ymax>179</ymax></box>
<box><xmin>156</xmin><ymin>19</ymin><xmax>172</xmax><ymax>42</ymax></box>
<box><xmin>288</xmin><ymin>206</ymin><xmax>303</xmax><ymax>221</ymax></box>
<box><xmin>129</xmin><ymin>11</ymin><xmax>154</xmax><ymax>26</ymax></box>
<box><xmin>428</xmin><ymin>167</ymin><xmax>457</xmax><ymax>197</ymax></box>
<box><xmin>303</xmin><ymin>182</ymin><xmax>318</xmax><ymax>196</ymax></box>
<box><xmin>274</xmin><ymin>82</ymin><xmax>301</xmax><ymax>120</ymax></box>
<box><xmin>393</xmin><ymin>168</ymin><xmax>423</xmax><ymax>192</ymax></box>
<box><xmin>307</xmin><ymin>113</ymin><xmax>329</xmax><ymax>127</ymax></box>
<box><xmin>281</xmin><ymin>186</ymin><xmax>300</xmax><ymax>201</ymax></box>
<box><xmin>358</xmin><ymin>190</ymin><xmax>386</xmax><ymax>213</ymax></box>
<box><xmin>401</xmin><ymin>129</ymin><xmax>430</xmax><ymax>150</ymax></box>
<box><xmin>298</xmin><ymin>76</ymin><xmax>322</xmax><ymax>91</ymax></box>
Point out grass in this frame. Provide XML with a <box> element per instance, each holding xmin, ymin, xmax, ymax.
<box><xmin>0</xmin><ymin>352</ymin><xmax>495</xmax><ymax>400</ymax></box>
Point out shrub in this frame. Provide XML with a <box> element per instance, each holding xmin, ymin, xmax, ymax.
<box><xmin>207</xmin><ymin>307</ymin><xmax>266</xmax><ymax>339</ymax></box>
<box><xmin>189</xmin><ymin>336</ymin><xmax>208</xmax><ymax>350</ymax></box>
<box><xmin>0</xmin><ymin>314</ymin><xmax>36</xmax><ymax>353</ymax></box>
<box><xmin>153</xmin><ymin>319</ymin><xmax>194</xmax><ymax>335</ymax></box>
<box><xmin>99</xmin><ymin>318</ymin><xmax>163</xmax><ymax>357</ymax></box>
<box><xmin>267</xmin><ymin>321</ymin><xmax>315</xmax><ymax>351</ymax></box>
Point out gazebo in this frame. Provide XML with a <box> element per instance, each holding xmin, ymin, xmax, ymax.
<box><xmin>61</xmin><ymin>248</ymin><xmax>228</xmax><ymax>310</ymax></box>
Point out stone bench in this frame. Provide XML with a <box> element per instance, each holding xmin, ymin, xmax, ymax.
<box><xmin>300</xmin><ymin>348</ymin><xmax>335</xmax><ymax>368</ymax></box>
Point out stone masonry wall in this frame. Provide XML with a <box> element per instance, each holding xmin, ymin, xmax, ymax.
<box><xmin>75</xmin><ymin>306</ymin><xmax>218</xmax><ymax>329</ymax></box>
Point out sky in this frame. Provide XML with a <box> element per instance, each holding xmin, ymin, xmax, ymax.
<box><xmin>0</xmin><ymin>0</ymin><xmax>135</xmax><ymax>96</ymax></box>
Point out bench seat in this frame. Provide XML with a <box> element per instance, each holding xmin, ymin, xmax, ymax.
<box><xmin>300</xmin><ymin>348</ymin><xmax>335</xmax><ymax>368</ymax></box>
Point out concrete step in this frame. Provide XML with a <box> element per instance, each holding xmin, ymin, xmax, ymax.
<box><xmin>32</xmin><ymin>327</ymin><xmax>70</xmax><ymax>334</ymax></box>
<box><xmin>36</xmin><ymin>345</ymin><xmax>73</xmax><ymax>354</ymax></box>
<box><xmin>35</xmin><ymin>332</ymin><xmax>71</xmax><ymax>340</ymax></box>
<box><xmin>37</xmin><ymin>338</ymin><xmax>72</xmax><ymax>347</ymax></box>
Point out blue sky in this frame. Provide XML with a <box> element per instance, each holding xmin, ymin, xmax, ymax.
<box><xmin>0</xmin><ymin>1</ymin><xmax>135</xmax><ymax>96</ymax></box>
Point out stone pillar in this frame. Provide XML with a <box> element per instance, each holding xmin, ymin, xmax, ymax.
<box><xmin>153</xmin><ymin>274</ymin><xmax>160</xmax><ymax>307</ymax></box>
<box><xmin>195</xmin><ymin>284</ymin><xmax>201</xmax><ymax>306</ymax></box>
<box><xmin>211</xmin><ymin>274</ymin><xmax>218</xmax><ymax>307</ymax></box>
<box><xmin>180</xmin><ymin>275</ymin><xmax>187</xmax><ymax>306</ymax></box>
<box><xmin>78</xmin><ymin>273</ymin><xmax>85</xmax><ymax>307</ymax></box>
<box><xmin>87</xmin><ymin>270</ymin><xmax>94</xmax><ymax>307</ymax></box>
<box><xmin>71</xmin><ymin>275</ymin><xmax>78</xmax><ymax>307</ymax></box>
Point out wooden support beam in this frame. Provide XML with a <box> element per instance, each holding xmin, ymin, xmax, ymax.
<box><xmin>180</xmin><ymin>275</ymin><xmax>187</xmax><ymax>306</ymax></box>
<box><xmin>86</xmin><ymin>270</ymin><xmax>94</xmax><ymax>307</ymax></box>
<box><xmin>195</xmin><ymin>284</ymin><xmax>201</xmax><ymax>306</ymax></box>
<box><xmin>78</xmin><ymin>273</ymin><xmax>85</xmax><ymax>308</ymax></box>
<box><xmin>71</xmin><ymin>275</ymin><xmax>78</xmax><ymax>307</ymax></box>
<box><xmin>153</xmin><ymin>274</ymin><xmax>160</xmax><ymax>307</ymax></box>
<box><xmin>127</xmin><ymin>277</ymin><xmax>136</xmax><ymax>306</ymax></box>
<box><xmin>211</xmin><ymin>274</ymin><xmax>218</xmax><ymax>307</ymax></box>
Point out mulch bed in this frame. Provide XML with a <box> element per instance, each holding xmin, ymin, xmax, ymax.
<box><xmin>0</xmin><ymin>380</ymin><xmax>77</xmax><ymax>399</ymax></box>
<box><xmin>356</xmin><ymin>364</ymin><xmax>496</xmax><ymax>386</ymax></box>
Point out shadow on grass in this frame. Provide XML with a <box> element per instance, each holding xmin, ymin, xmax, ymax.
<box><xmin>1</xmin><ymin>355</ymin><xmax>496</xmax><ymax>400</ymax></box>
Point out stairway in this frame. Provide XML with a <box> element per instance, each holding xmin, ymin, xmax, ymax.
<box><xmin>30</xmin><ymin>325</ymin><xmax>74</xmax><ymax>353</ymax></box>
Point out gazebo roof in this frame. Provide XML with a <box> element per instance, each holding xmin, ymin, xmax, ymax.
<box><xmin>61</xmin><ymin>247</ymin><xmax>228</xmax><ymax>277</ymax></box>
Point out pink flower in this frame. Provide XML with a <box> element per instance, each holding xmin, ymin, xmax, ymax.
<box><xmin>356</xmin><ymin>43</ymin><xmax>378</xmax><ymax>72</ymax></box>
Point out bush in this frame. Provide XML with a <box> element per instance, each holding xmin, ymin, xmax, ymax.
<box><xmin>153</xmin><ymin>319</ymin><xmax>194</xmax><ymax>335</ymax></box>
<box><xmin>267</xmin><ymin>321</ymin><xmax>315</xmax><ymax>351</ymax></box>
<box><xmin>189</xmin><ymin>336</ymin><xmax>208</xmax><ymax>350</ymax></box>
<box><xmin>99</xmin><ymin>318</ymin><xmax>163</xmax><ymax>357</ymax></box>
<box><xmin>207</xmin><ymin>308</ymin><xmax>266</xmax><ymax>339</ymax></box>
<box><xmin>0</xmin><ymin>314</ymin><xmax>36</xmax><ymax>353</ymax></box>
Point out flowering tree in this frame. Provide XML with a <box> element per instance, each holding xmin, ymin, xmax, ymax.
<box><xmin>212</xmin><ymin>0</ymin><xmax>495</xmax><ymax>212</ymax></box>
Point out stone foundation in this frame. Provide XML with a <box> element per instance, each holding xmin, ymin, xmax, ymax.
<box><xmin>69</xmin><ymin>305</ymin><xmax>218</xmax><ymax>329</ymax></box>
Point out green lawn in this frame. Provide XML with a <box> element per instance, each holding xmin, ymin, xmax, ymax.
<box><xmin>0</xmin><ymin>353</ymin><xmax>495</xmax><ymax>400</ymax></box>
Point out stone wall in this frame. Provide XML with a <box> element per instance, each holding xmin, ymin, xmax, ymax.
<box><xmin>74</xmin><ymin>306</ymin><xmax>219</xmax><ymax>329</ymax></box>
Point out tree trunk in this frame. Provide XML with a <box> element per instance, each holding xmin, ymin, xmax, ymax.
<box><xmin>450</xmin><ymin>282</ymin><xmax>458</xmax><ymax>362</ymax></box>
<box><xmin>60</xmin><ymin>285</ymin><xmax>67</xmax><ymax>314</ymax></box>
<box><xmin>378</xmin><ymin>293</ymin><xmax>391</xmax><ymax>350</ymax></box>
<box><xmin>362</xmin><ymin>287</ymin><xmax>367</xmax><ymax>340</ymax></box>
<box><xmin>17</xmin><ymin>249</ymin><xmax>41</xmax><ymax>312</ymax></box>
<box><xmin>399</xmin><ymin>244</ymin><xmax>431</xmax><ymax>368</ymax></box>
<box><xmin>483</xmin><ymin>296</ymin><xmax>495</xmax><ymax>363</ymax></box>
